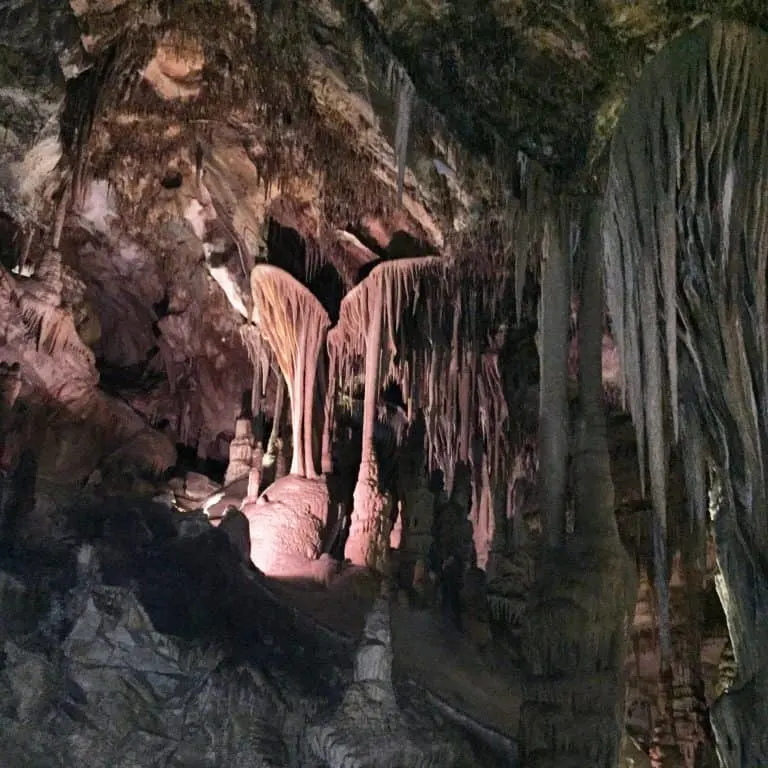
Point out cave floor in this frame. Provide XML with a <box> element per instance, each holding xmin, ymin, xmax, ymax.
<box><xmin>264</xmin><ymin>567</ymin><xmax>521</xmax><ymax>740</ymax></box>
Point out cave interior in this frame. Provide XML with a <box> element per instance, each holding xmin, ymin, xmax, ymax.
<box><xmin>2</xmin><ymin>1</ymin><xmax>768</xmax><ymax>766</ymax></box>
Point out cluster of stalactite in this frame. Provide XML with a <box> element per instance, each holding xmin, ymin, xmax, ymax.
<box><xmin>237</xmin><ymin>191</ymin><xmax>553</xmax><ymax>568</ymax></box>
<box><xmin>603</xmin><ymin>19</ymin><xmax>768</xmax><ymax>767</ymax></box>
<box><xmin>232</xmin><ymin>149</ymin><xmax>636</xmax><ymax>764</ymax></box>
<box><xmin>234</xmin><ymin>142</ymin><xmax>604</xmax><ymax>577</ymax></box>
<box><xmin>235</xmin><ymin>150</ymin><xmax>549</xmax><ymax>568</ymax></box>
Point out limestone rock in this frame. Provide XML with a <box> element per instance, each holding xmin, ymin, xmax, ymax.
<box><xmin>170</xmin><ymin>472</ymin><xmax>222</xmax><ymax>505</ymax></box>
<box><xmin>0</xmin><ymin>554</ymin><xmax>291</xmax><ymax>768</ymax></box>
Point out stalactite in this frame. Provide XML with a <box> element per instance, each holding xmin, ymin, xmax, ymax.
<box><xmin>640</xmin><ymin>244</ymin><xmax>672</xmax><ymax>663</ymax></box>
<box><xmin>19</xmin><ymin>297</ymin><xmax>96</xmax><ymax>370</ymax></box>
<box><xmin>458</xmin><ymin>350</ymin><xmax>472</xmax><ymax>465</ymax></box>
<box><xmin>386</xmin><ymin>59</ymin><xmax>415</xmax><ymax>205</ymax></box>
<box><xmin>415</xmin><ymin>262</ymin><xmax>519</xmax><ymax>513</ymax></box>
<box><xmin>240</xmin><ymin>324</ymin><xmax>270</xmax><ymax>442</ymax></box>
<box><xmin>293</xmin><ymin>321</ymin><xmax>308</xmax><ymax>476</ymax></box>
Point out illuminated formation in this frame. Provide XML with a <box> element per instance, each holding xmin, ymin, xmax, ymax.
<box><xmin>250</xmin><ymin>264</ymin><xmax>331</xmax><ymax>479</ymax></box>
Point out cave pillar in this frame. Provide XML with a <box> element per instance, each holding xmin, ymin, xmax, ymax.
<box><xmin>346</xmin><ymin>293</ymin><xmax>388</xmax><ymax>568</ymax></box>
<box><xmin>538</xmin><ymin>212</ymin><xmax>569</xmax><ymax>550</ymax></box>
<box><xmin>301</xmin><ymin>328</ymin><xmax>315</xmax><ymax>479</ymax></box>
<box><xmin>519</xmin><ymin>201</ymin><xmax>635</xmax><ymax>767</ymax></box>
<box><xmin>289</xmin><ymin>323</ymin><xmax>308</xmax><ymax>476</ymax></box>
<box><xmin>301</xmin><ymin>325</ymin><xmax>325</xmax><ymax>479</ymax></box>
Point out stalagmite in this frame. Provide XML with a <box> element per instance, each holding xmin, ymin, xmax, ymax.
<box><xmin>249</xmin><ymin>265</ymin><xmax>330</xmax><ymax>479</ymax></box>
<box><xmin>224</xmin><ymin>416</ymin><xmax>253</xmax><ymax>486</ymax></box>
<box><xmin>329</xmin><ymin>256</ymin><xmax>442</xmax><ymax>568</ymax></box>
<box><xmin>603</xmin><ymin>21</ymin><xmax>768</xmax><ymax>767</ymax></box>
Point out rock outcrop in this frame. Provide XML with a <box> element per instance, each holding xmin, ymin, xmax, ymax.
<box><xmin>0</xmin><ymin>541</ymin><xmax>295</xmax><ymax>767</ymax></box>
<box><xmin>0</xmin><ymin>492</ymin><xmax>516</xmax><ymax>768</ymax></box>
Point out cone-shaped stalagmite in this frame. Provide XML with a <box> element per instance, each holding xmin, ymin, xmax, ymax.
<box><xmin>603</xmin><ymin>20</ymin><xmax>768</xmax><ymax>767</ymax></box>
<box><xmin>250</xmin><ymin>265</ymin><xmax>330</xmax><ymax>479</ymax></box>
<box><xmin>329</xmin><ymin>257</ymin><xmax>442</xmax><ymax>567</ymax></box>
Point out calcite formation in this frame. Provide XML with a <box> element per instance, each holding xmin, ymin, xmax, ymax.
<box><xmin>3</xmin><ymin>1</ymin><xmax>768</xmax><ymax>766</ymax></box>
<box><xmin>306</xmin><ymin>597</ymin><xmax>462</xmax><ymax>767</ymax></box>
<box><xmin>243</xmin><ymin>474</ymin><xmax>329</xmax><ymax>579</ymax></box>
<box><xmin>223</xmin><ymin>416</ymin><xmax>253</xmax><ymax>487</ymax></box>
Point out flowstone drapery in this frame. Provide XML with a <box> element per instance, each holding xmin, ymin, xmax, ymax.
<box><xmin>249</xmin><ymin>264</ymin><xmax>330</xmax><ymax>480</ymax></box>
<box><xmin>603</xmin><ymin>20</ymin><xmax>768</xmax><ymax>767</ymax></box>
<box><xmin>329</xmin><ymin>257</ymin><xmax>442</xmax><ymax>567</ymax></box>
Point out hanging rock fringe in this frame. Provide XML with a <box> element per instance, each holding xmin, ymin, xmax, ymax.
<box><xmin>19</xmin><ymin>298</ymin><xmax>96</xmax><ymax>369</ymax></box>
<box><xmin>239</xmin><ymin>324</ymin><xmax>270</xmax><ymax>402</ymax></box>
<box><xmin>603</xmin><ymin>20</ymin><xmax>768</xmax><ymax>672</ymax></box>
<box><xmin>328</xmin><ymin>256</ymin><xmax>444</xmax><ymax>391</ymax></box>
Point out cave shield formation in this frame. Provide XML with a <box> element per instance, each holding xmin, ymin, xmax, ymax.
<box><xmin>2</xmin><ymin>0</ymin><xmax>768</xmax><ymax>766</ymax></box>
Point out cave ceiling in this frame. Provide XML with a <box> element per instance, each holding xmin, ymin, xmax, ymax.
<box><xmin>1</xmin><ymin>0</ymin><xmax>767</xmax><ymax>473</ymax></box>
<box><xmin>368</xmin><ymin>0</ymin><xmax>768</xmax><ymax>183</ymax></box>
